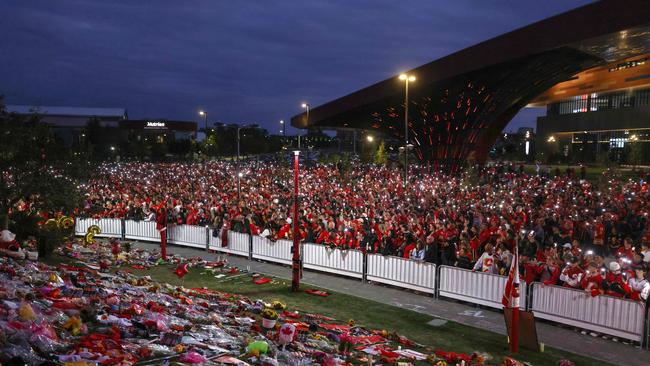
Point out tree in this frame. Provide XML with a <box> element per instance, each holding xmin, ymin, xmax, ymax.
<box><xmin>374</xmin><ymin>140</ymin><xmax>388</xmax><ymax>165</ymax></box>
<box><xmin>203</xmin><ymin>133</ymin><xmax>219</xmax><ymax>157</ymax></box>
<box><xmin>0</xmin><ymin>98</ymin><xmax>86</xmax><ymax>254</ymax></box>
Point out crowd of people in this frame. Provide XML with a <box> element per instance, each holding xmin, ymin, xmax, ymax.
<box><xmin>78</xmin><ymin>161</ymin><xmax>650</xmax><ymax>302</ymax></box>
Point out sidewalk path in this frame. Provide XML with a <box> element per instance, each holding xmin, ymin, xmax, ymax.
<box><xmin>133</xmin><ymin>241</ymin><xmax>648</xmax><ymax>366</ymax></box>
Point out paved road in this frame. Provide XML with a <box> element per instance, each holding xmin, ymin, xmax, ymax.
<box><xmin>132</xmin><ymin>241</ymin><xmax>648</xmax><ymax>366</ymax></box>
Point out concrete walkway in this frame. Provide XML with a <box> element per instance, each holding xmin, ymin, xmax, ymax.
<box><xmin>132</xmin><ymin>241</ymin><xmax>648</xmax><ymax>366</ymax></box>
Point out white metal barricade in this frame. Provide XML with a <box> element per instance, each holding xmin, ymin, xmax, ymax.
<box><xmin>208</xmin><ymin>229</ymin><xmax>222</xmax><ymax>251</ymax></box>
<box><xmin>167</xmin><ymin>225</ymin><xmax>207</xmax><ymax>249</ymax></box>
<box><xmin>531</xmin><ymin>283</ymin><xmax>646</xmax><ymax>342</ymax></box>
<box><xmin>438</xmin><ymin>266</ymin><xmax>526</xmax><ymax>309</ymax></box>
<box><xmin>228</xmin><ymin>231</ymin><xmax>251</xmax><ymax>256</ymax></box>
<box><xmin>252</xmin><ymin>236</ymin><xmax>292</xmax><ymax>265</ymax></box>
<box><xmin>302</xmin><ymin>243</ymin><xmax>363</xmax><ymax>279</ymax></box>
<box><xmin>208</xmin><ymin>230</ymin><xmax>249</xmax><ymax>257</ymax></box>
<box><xmin>124</xmin><ymin>220</ymin><xmax>159</xmax><ymax>241</ymax></box>
<box><xmin>74</xmin><ymin>218</ymin><xmax>90</xmax><ymax>236</ymax></box>
<box><xmin>75</xmin><ymin>218</ymin><xmax>122</xmax><ymax>238</ymax></box>
<box><xmin>366</xmin><ymin>254</ymin><xmax>436</xmax><ymax>293</ymax></box>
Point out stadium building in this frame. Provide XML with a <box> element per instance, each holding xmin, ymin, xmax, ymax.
<box><xmin>531</xmin><ymin>54</ymin><xmax>650</xmax><ymax>165</ymax></box>
<box><xmin>291</xmin><ymin>0</ymin><xmax>650</xmax><ymax>172</ymax></box>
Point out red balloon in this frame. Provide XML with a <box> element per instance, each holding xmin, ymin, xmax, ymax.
<box><xmin>174</xmin><ymin>263</ymin><xmax>189</xmax><ymax>279</ymax></box>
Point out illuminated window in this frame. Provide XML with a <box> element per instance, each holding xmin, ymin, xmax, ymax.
<box><xmin>549</xmin><ymin>87</ymin><xmax>650</xmax><ymax>115</ymax></box>
<box><xmin>609</xmin><ymin>138</ymin><xmax>626</xmax><ymax>149</ymax></box>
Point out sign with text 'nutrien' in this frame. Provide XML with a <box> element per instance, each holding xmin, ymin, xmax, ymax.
<box><xmin>145</xmin><ymin>121</ymin><xmax>166</xmax><ymax>129</ymax></box>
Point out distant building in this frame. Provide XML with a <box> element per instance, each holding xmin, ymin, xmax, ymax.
<box><xmin>532</xmin><ymin>54</ymin><xmax>650</xmax><ymax>165</ymax></box>
<box><xmin>5</xmin><ymin>105</ymin><xmax>197</xmax><ymax>146</ymax></box>
<box><xmin>5</xmin><ymin>105</ymin><xmax>127</xmax><ymax>145</ymax></box>
<box><xmin>120</xmin><ymin>119</ymin><xmax>197</xmax><ymax>144</ymax></box>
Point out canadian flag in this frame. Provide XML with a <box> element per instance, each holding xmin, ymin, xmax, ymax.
<box><xmin>502</xmin><ymin>244</ymin><xmax>520</xmax><ymax>308</ymax></box>
<box><xmin>502</xmin><ymin>243</ymin><xmax>520</xmax><ymax>353</ymax></box>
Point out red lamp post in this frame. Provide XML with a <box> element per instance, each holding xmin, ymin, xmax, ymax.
<box><xmin>291</xmin><ymin>150</ymin><xmax>301</xmax><ymax>292</ymax></box>
<box><xmin>156</xmin><ymin>207</ymin><xmax>168</xmax><ymax>261</ymax></box>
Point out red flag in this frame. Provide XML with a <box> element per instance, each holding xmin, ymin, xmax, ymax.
<box><xmin>502</xmin><ymin>244</ymin><xmax>520</xmax><ymax>307</ymax></box>
<box><xmin>502</xmin><ymin>243</ymin><xmax>521</xmax><ymax>353</ymax></box>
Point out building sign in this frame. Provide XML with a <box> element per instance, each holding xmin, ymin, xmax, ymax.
<box><xmin>120</xmin><ymin>119</ymin><xmax>196</xmax><ymax>132</ymax></box>
<box><xmin>145</xmin><ymin>121</ymin><xmax>167</xmax><ymax>129</ymax></box>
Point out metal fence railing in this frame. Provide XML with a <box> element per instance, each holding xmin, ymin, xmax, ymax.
<box><xmin>124</xmin><ymin>220</ymin><xmax>158</xmax><ymax>241</ymax></box>
<box><xmin>75</xmin><ymin>218</ymin><xmax>122</xmax><ymax>238</ymax></box>
<box><xmin>438</xmin><ymin>266</ymin><xmax>527</xmax><ymax>310</ymax></box>
<box><xmin>302</xmin><ymin>243</ymin><xmax>363</xmax><ymax>279</ymax></box>
<box><xmin>252</xmin><ymin>236</ymin><xmax>292</xmax><ymax>265</ymax></box>
<box><xmin>366</xmin><ymin>254</ymin><xmax>436</xmax><ymax>294</ymax></box>
<box><xmin>530</xmin><ymin>282</ymin><xmax>647</xmax><ymax>343</ymax></box>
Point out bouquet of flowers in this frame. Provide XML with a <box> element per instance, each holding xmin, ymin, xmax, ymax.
<box><xmin>261</xmin><ymin>308</ymin><xmax>278</xmax><ymax>320</ymax></box>
<box><xmin>261</xmin><ymin>308</ymin><xmax>278</xmax><ymax>328</ymax></box>
<box><xmin>271</xmin><ymin>300</ymin><xmax>286</xmax><ymax>310</ymax></box>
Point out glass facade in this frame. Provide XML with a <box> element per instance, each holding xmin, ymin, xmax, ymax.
<box><xmin>547</xmin><ymin>87</ymin><xmax>650</xmax><ymax>116</ymax></box>
<box><xmin>544</xmin><ymin>128</ymin><xmax>650</xmax><ymax>165</ymax></box>
<box><xmin>569</xmin><ymin>129</ymin><xmax>650</xmax><ymax>145</ymax></box>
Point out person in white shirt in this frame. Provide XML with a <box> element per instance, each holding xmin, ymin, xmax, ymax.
<box><xmin>473</xmin><ymin>244</ymin><xmax>498</xmax><ymax>274</ymax></box>
<box><xmin>628</xmin><ymin>265</ymin><xmax>650</xmax><ymax>302</ymax></box>
<box><xmin>559</xmin><ymin>257</ymin><xmax>584</xmax><ymax>288</ymax></box>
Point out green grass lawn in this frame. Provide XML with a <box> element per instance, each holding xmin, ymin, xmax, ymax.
<box><xmin>116</xmin><ymin>262</ymin><xmax>611</xmax><ymax>366</ymax></box>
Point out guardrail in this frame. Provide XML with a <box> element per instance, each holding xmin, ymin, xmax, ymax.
<box><xmin>227</xmin><ymin>231</ymin><xmax>252</xmax><ymax>257</ymax></box>
<box><xmin>367</xmin><ymin>254</ymin><xmax>436</xmax><ymax>294</ymax></box>
<box><xmin>75</xmin><ymin>218</ymin><xmax>122</xmax><ymax>238</ymax></box>
<box><xmin>252</xmin><ymin>236</ymin><xmax>292</xmax><ymax>265</ymax></box>
<box><xmin>73</xmin><ymin>217</ymin><xmax>649</xmax><ymax>345</ymax></box>
<box><xmin>207</xmin><ymin>229</ymin><xmax>222</xmax><ymax>252</ymax></box>
<box><xmin>438</xmin><ymin>266</ymin><xmax>526</xmax><ymax>310</ymax></box>
<box><xmin>168</xmin><ymin>225</ymin><xmax>207</xmax><ymax>249</ymax></box>
<box><xmin>124</xmin><ymin>220</ymin><xmax>159</xmax><ymax>241</ymax></box>
<box><xmin>302</xmin><ymin>243</ymin><xmax>363</xmax><ymax>279</ymax></box>
<box><xmin>206</xmin><ymin>229</ymin><xmax>249</xmax><ymax>257</ymax></box>
<box><xmin>530</xmin><ymin>282</ymin><xmax>647</xmax><ymax>343</ymax></box>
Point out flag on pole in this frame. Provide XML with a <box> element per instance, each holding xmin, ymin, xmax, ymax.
<box><xmin>502</xmin><ymin>244</ymin><xmax>520</xmax><ymax>307</ymax></box>
<box><xmin>502</xmin><ymin>243</ymin><xmax>520</xmax><ymax>353</ymax></box>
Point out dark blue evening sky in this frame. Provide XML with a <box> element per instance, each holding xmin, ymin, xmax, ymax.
<box><xmin>0</xmin><ymin>0</ymin><xmax>592</xmax><ymax>134</ymax></box>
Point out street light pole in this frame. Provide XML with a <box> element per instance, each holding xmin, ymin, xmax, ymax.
<box><xmin>199</xmin><ymin>110</ymin><xmax>208</xmax><ymax>135</ymax></box>
<box><xmin>399</xmin><ymin>74</ymin><xmax>415</xmax><ymax>187</ymax></box>
<box><xmin>301</xmin><ymin>103</ymin><xmax>310</xmax><ymax>150</ymax></box>
<box><xmin>280</xmin><ymin>120</ymin><xmax>285</xmax><ymax>136</ymax></box>
<box><xmin>237</xmin><ymin>127</ymin><xmax>240</xmax><ymax>199</ymax></box>
<box><xmin>291</xmin><ymin>150</ymin><xmax>301</xmax><ymax>292</ymax></box>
